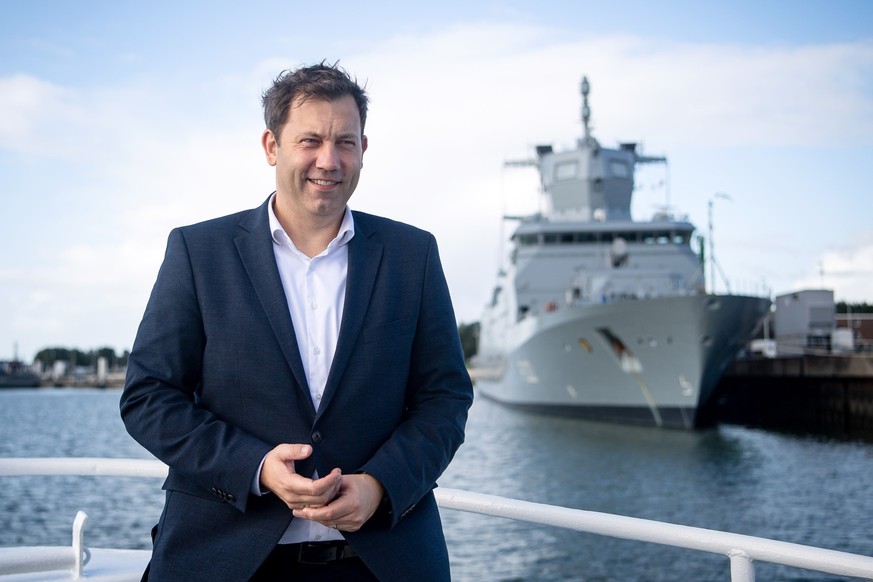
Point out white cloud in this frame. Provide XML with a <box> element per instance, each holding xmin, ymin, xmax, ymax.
<box><xmin>791</xmin><ymin>233</ymin><xmax>873</xmax><ymax>302</ymax></box>
<box><xmin>581</xmin><ymin>39</ymin><xmax>873</xmax><ymax>148</ymax></box>
<box><xmin>0</xmin><ymin>75</ymin><xmax>81</xmax><ymax>153</ymax></box>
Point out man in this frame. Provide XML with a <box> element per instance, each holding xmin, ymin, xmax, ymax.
<box><xmin>120</xmin><ymin>62</ymin><xmax>473</xmax><ymax>581</ymax></box>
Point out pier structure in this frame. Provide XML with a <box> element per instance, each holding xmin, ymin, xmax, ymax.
<box><xmin>708</xmin><ymin>353</ymin><xmax>873</xmax><ymax>438</ymax></box>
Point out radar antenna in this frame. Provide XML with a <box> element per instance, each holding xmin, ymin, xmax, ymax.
<box><xmin>581</xmin><ymin>76</ymin><xmax>592</xmax><ymax>143</ymax></box>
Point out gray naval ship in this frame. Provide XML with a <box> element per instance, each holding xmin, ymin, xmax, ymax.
<box><xmin>472</xmin><ymin>77</ymin><xmax>771</xmax><ymax>429</ymax></box>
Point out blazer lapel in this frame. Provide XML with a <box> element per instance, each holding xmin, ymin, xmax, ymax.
<box><xmin>234</xmin><ymin>198</ymin><xmax>312</xmax><ymax>407</ymax></box>
<box><xmin>317</xmin><ymin>213</ymin><xmax>383</xmax><ymax>417</ymax></box>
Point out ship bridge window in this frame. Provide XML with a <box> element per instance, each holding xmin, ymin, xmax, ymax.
<box><xmin>517</xmin><ymin>234</ymin><xmax>540</xmax><ymax>246</ymax></box>
<box><xmin>543</xmin><ymin>232</ymin><xmax>593</xmax><ymax>245</ymax></box>
<box><xmin>609</xmin><ymin>160</ymin><xmax>630</xmax><ymax>178</ymax></box>
<box><xmin>641</xmin><ymin>231</ymin><xmax>675</xmax><ymax>245</ymax></box>
<box><xmin>555</xmin><ymin>161</ymin><xmax>578</xmax><ymax>181</ymax></box>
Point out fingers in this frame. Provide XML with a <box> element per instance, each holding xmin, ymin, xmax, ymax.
<box><xmin>294</xmin><ymin>473</ymin><xmax>383</xmax><ymax>532</ymax></box>
<box><xmin>260</xmin><ymin>444</ymin><xmax>342</xmax><ymax>509</ymax></box>
<box><xmin>274</xmin><ymin>443</ymin><xmax>315</xmax><ymax>462</ymax></box>
<box><xmin>260</xmin><ymin>444</ymin><xmax>312</xmax><ymax>487</ymax></box>
<box><xmin>284</xmin><ymin>469</ymin><xmax>343</xmax><ymax>510</ymax></box>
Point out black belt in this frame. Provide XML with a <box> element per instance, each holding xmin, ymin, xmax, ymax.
<box><xmin>276</xmin><ymin>541</ymin><xmax>359</xmax><ymax>564</ymax></box>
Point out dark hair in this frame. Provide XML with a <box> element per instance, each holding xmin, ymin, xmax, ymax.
<box><xmin>262</xmin><ymin>61</ymin><xmax>369</xmax><ymax>143</ymax></box>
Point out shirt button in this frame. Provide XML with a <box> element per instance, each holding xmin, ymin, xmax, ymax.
<box><xmin>314</xmin><ymin>347</ymin><xmax>321</xmax><ymax>356</ymax></box>
<box><xmin>311</xmin><ymin>302</ymin><xmax>318</xmax><ymax>310</ymax></box>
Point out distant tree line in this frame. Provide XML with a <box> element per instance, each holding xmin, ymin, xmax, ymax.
<box><xmin>34</xmin><ymin>347</ymin><xmax>130</xmax><ymax>370</ymax></box>
<box><xmin>837</xmin><ymin>302</ymin><xmax>873</xmax><ymax>314</ymax></box>
<box><xmin>32</xmin><ymin>329</ymin><xmax>475</xmax><ymax>370</ymax></box>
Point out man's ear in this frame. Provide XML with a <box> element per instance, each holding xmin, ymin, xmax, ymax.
<box><xmin>262</xmin><ymin>129</ymin><xmax>278</xmax><ymax>166</ymax></box>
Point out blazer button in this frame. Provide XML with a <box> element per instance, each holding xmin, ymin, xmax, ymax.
<box><xmin>311</xmin><ymin>431</ymin><xmax>322</xmax><ymax>443</ymax></box>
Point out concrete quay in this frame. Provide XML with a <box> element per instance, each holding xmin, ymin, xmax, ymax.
<box><xmin>706</xmin><ymin>353</ymin><xmax>873</xmax><ymax>439</ymax></box>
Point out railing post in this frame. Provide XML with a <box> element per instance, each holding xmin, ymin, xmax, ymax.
<box><xmin>729</xmin><ymin>549</ymin><xmax>755</xmax><ymax>582</ymax></box>
<box><xmin>72</xmin><ymin>511</ymin><xmax>88</xmax><ymax>579</ymax></box>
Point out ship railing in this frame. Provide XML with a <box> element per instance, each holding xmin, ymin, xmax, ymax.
<box><xmin>2</xmin><ymin>458</ymin><xmax>873</xmax><ymax>582</ymax></box>
<box><xmin>568</xmin><ymin>271</ymin><xmax>703</xmax><ymax>305</ymax></box>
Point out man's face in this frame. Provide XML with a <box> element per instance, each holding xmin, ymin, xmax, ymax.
<box><xmin>263</xmin><ymin>94</ymin><xmax>367</xmax><ymax>226</ymax></box>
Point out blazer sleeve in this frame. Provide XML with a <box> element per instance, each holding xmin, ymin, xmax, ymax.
<box><xmin>358</xmin><ymin>234</ymin><xmax>474</xmax><ymax>526</ymax></box>
<box><xmin>119</xmin><ymin>228</ymin><xmax>272</xmax><ymax>513</ymax></box>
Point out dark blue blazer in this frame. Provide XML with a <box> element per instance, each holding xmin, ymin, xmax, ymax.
<box><xmin>120</xmin><ymin>196</ymin><xmax>473</xmax><ymax>581</ymax></box>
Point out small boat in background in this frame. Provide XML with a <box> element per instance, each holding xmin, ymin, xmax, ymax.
<box><xmin>0</xmin><ymin>360</ymin><xmax>40</xmax><ymax>388</ymax></box>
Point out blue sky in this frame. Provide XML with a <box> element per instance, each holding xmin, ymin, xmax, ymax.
<box><xmin>2</xmin><ymin>1</ymin><xmax>872</xmax><ymax>360</ymax></box>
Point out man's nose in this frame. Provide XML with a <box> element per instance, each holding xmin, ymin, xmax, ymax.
<box><xmin>316</xmin><ymin>143</ymin><xmax>340</xmax><ymax>170</ymax></box>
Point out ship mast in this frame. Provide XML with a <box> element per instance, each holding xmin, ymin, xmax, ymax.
<box><xmin>581</xmin><ymin>76</ymin><xmax>592</xmax><ymax>144</ymax></box>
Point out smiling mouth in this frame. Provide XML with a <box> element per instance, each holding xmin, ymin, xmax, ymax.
<box><xmin>310</xmin><ymin>178</ymin><xmax>340</xmax><ymax>186</ymax></box>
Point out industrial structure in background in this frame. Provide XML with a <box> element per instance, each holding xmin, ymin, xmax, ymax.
<box><xmin>713</xmin><ymin>289</ymin><xmax>873</xmax><ymax>438</ymax></box>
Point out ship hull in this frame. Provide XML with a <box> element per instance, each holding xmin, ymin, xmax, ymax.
<box><xmin>473</xmin><ymin>294</ymin><xmax>770</xmax><ymax>428</ymax></box>
<box><xmin>0</xmin><ymin>374</ymin><xmax>41</xmax><ymax>388</ymax></box>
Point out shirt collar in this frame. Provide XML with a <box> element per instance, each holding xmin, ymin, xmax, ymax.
<box><xmin>268</xmin><ymin>192</ymin><xmax>355</xmax><ymax>252</ymax></box>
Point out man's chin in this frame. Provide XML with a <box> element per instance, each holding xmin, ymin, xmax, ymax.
<box><xmin>310</xmin><ymin>200</ymin><xmax>348</xmax><ymax>219</ymax></box>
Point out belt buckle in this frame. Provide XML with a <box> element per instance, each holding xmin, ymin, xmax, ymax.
<box><xmin>298</xmin><ymin>542</ymin><xmax>341</xmax><ymax>564</ymax></box>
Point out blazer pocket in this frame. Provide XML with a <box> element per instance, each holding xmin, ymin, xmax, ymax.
<box><xmin>360</xmin><ymin>317</ymin><xmax>414</xmax><ymax>344</ymax></box>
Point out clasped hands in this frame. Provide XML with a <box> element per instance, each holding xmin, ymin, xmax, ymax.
<box><xmin>260</xmin><ymin>443</ymin><xmax>384</xmax><ymax>532</ymax></box>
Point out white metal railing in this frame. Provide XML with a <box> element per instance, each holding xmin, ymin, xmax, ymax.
<box><xmin>2</xmin><ymin>458</ymin><xmax>873</xmax><ymax>581</ymax></box>
<box><xmin>0</xmin><ymin>457</ymin><xmax>168</xmax><ymax>479</ymax></box>
<box><xmin>435</xmin><ymin>488</ymin><xmax>873</xmax><ymax>581</ymax></box>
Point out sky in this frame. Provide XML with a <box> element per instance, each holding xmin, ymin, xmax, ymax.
<box><xmin>1</xmin><ymin>1</ymin><xmax>872</xmax><ymax>361</ymax></box>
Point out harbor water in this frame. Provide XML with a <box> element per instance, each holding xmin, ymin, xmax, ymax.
<box><xmin>1</xmin><ymin>388</ymin><xmax>872</xmax><ymax>581</ymax></box>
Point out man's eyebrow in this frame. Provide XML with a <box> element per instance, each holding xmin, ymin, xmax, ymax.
<box><xmin>295</xmin><ymin>129</ymin><xmax>359</xmax><ymax>140</ymax></box>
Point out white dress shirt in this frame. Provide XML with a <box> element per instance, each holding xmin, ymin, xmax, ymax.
<box><xmin>258</xmin><ymin>193</ymin><xmax>354</xmax><ymax>543</ymax></box>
